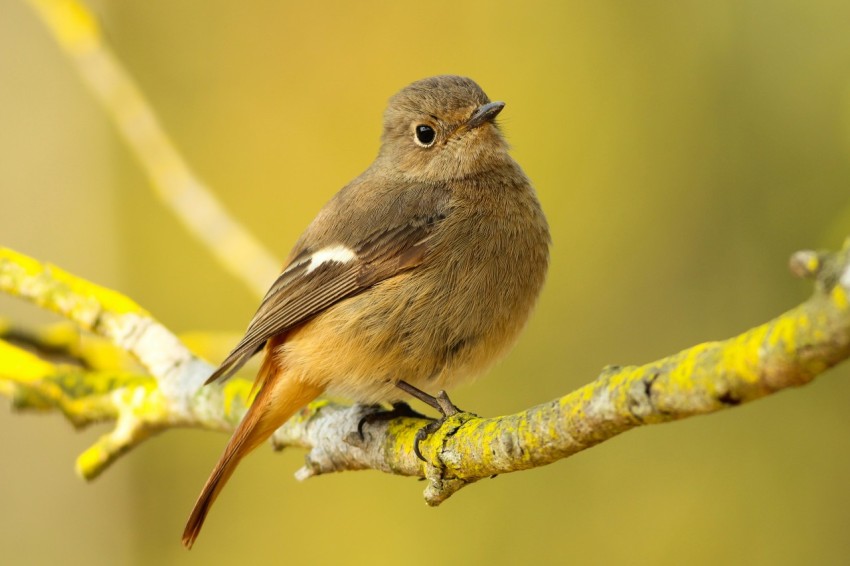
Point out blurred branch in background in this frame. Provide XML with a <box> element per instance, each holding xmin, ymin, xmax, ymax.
<box><xmin>26</xmin><ymin>0</ymin><xmax>280</xmax><ymax>298</ymax></box>
<box><xmin>1</xmin><ymin>242</ymin><xmax>847</xmax><ymax>504</ymax></box>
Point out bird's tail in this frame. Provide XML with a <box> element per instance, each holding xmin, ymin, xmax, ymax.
<box><xmin>182</xmin><ymin>352</ymin><xmax>324</xmax><ymax>549</ymax></box>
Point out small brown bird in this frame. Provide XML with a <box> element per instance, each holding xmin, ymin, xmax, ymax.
<box><xmin>182</xmin><ymin>75</ymin><xmax>550</xmax><ymax>548</ymax></box>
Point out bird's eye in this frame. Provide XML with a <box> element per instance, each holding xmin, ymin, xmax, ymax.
<box><xmin>414</xmin><ymin>124</ymin><xmax>436</xmax><ymax>147</ymax></box>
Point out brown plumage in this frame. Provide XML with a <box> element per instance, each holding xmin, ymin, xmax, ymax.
<box><xmin>182</xmin><ymin>75</ymin><xmax>550</xmax><ymax>548</ymax></box>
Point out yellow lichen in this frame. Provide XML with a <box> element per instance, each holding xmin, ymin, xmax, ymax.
<box><xmin>0</xmin><ymin>340</ymin><xmax>55</xmax><ymax>382</ymax></box>
<box><xmin>0</xmin><ymin>248</ymin><xmax>148</xmax><ymax>321</ymax></box>
<box><xmin>806</xmin><ymin>254</ymin><xmax>820</xmax><ymax>274</ymax></box>
<box><xmin>832</xmin><ymin>285</ymin><xmax>848</xmax><ymax>311</ymax></box>
<box><xmin>75</xmin><ymin>444</ymin><xmax>106</xmax><ymax>479</ymax></box>
<box><xmin>669</xmin><ymin>342</ymin><xmax>716</xmax><ymax>391</ymax></box>
<box><xmin>723</xmin><ymin>327</ymin><xmax>766</xmax><ymax>384</ymax></box>
<box><xmin>767</xmin><ymin>312</ymin><xmax>799</xmax><ymax>354</ymax></box>
<box><xmin>49</xmin><ymin>264</ymin><xmax>146</xmax><ymax>316</ymax></box>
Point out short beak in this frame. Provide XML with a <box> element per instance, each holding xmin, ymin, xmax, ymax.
<box><xmin>466</xmin><ymin>101</ymin><xmax>505</xmax><ymax>129</ymax></box>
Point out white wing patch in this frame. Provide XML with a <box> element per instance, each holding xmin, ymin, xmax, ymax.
<box><xmin>305</xmin><ymin>245</ymin><xmax>357</xmax><ymax>274</ymax></box>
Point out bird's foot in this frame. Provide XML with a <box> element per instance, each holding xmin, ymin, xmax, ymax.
<box><xmin>412</xmin><ymin>391</ymin><xmax>464</xmax><ymax>461</ymax></box>
<box><xmin>393</xmin><ymin>381</ymin><xmax>467</xmax><ymax>461</ymax></box>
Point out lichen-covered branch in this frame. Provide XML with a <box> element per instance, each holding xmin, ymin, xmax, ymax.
<box><xmin>27</xmin><ymin>0</ymin><xmax>280</xmax><ymax>298</ymax></box>
<box><xmin>272</xmin><ymin>242</ymin><xmax>850</xmax><ymax>503</ymax></box>
<box><xmin>0</xmin><ymin>241</ymin><xmax>848</xmax><ymax>505</ymax></box>
<box><xmin>0</xmin><ymin>248</ymin><xmax>210</xmax><ymax>400</ymax></box>
<box><xmin>0</xmin><ymin>339</ymin><xmax>163</xmax><ymax>476</ymax></box>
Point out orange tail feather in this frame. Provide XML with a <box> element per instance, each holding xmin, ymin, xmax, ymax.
<box><xmin>182</xmin><ymin>352</ymin><xmax>324</xmax><ymax>549</ymax></box>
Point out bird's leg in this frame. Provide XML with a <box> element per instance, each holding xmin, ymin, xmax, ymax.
<box><xmin>395</xmin><ymin>380</ymin><xmax>463</xmax><ymax>461</ymax></box>
<box><xmin>395</xmin><ymin>381</ymin><xmax>461</xmax><ymax>415</ymax></box>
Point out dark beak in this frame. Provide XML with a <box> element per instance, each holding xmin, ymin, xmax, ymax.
<box><xmin>466</xmin><ymin>101</ymin><xmax>505</xmax><ymax>129</ymax></box>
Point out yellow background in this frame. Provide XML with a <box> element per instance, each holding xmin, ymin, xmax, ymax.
<box><xmin>1</xmin><ymin>1</ymin><xmax>849</xmax><ymax>564</ymax></box>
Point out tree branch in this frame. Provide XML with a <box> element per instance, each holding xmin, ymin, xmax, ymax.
<box><xmin>0</xmin><ymin>248</ymin><xmax>210</xmax><ymax>400</ymax></box>
<box><xmin>1</xmin><ymin>241</ymin><xmax>847</xmax><ymax>504</ymax></box>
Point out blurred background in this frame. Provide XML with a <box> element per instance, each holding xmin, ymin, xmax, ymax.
<box><xmin>2</xmin><ymin>1</ymin><xmax>850</xmax><ymax>564</ymax></box>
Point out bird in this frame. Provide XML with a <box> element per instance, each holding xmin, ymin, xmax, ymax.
<box><xmin>182</xmin><ymin>75</ymin><xmax>550</xmax><ymax>548</ymax></box>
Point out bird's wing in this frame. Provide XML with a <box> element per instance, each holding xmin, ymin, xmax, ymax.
<box><xmin>204</xmin><ymin>213</ymin><xmax>444</xmax><ymax>385</ymax></box>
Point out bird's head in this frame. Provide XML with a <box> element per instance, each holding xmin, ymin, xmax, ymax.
<box><xmin>379</xmin><ymin>75</ymin><xmax>510</xmax><ymax>182</ymax></box>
